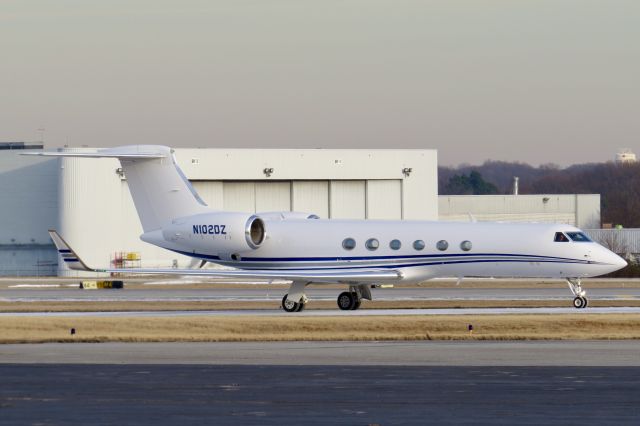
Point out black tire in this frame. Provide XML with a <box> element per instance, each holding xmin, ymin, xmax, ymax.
<box><xmin>351</xmin><ymin>299</ymin><xmax>362</xmax><ymax>310</ymax></box>
<box><xmin>581</xmin><ymin>297</ymin><xmax>588</xmax><ymax>308</ymax></box>
<box><xmin>337</xmin><ymin>291</ymin><xmax>355</xmax><ymax>310</ymax></box>
<box><xmin>282</xmin><ymin>294</ymin><xmax>299</xmax><ymax>313</ymax></box>
<box><xmin>572</xmin><ymin>296</ymin><xmax>585</xmax><ymax>309</ymax></box>
<box><xmin>296</xmin><ymin>302</ymin><xmax>306</xmax><ymax>312</ymax></box>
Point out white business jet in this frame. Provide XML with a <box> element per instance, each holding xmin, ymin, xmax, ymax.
<box><xmin>30</xmin><ymin>145</ymin><xmax>627</xmax><ymax>312</ymax></box>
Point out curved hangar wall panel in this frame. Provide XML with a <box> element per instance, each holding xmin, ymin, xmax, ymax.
<box><xmin>57</xmin><ymin>148</ymin><xmax>437</xmax><ymax>276</ymax></box>
<box><xmin>0</xmin><ymin>148</ymin><xmax>58</xmax><ymax>276</ymax></box>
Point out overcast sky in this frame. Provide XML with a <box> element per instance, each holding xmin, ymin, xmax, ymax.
<box><xmin>1</xmin><ymin>1</ymin><xmax>638</xmax><ymax>166</ymax></box>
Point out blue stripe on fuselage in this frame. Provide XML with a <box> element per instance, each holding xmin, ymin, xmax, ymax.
<box><xmin>162</xmin><ymin>248</ymin><xmax>601</xmax><ymax>271</ymax></box>
<box><xmin>240</xmin><ymin>252</ymin><xmax>581</xmax><ymax>263</ymax></box>
<box><xmin>221</xmin><ymin>258</ymin><xmax>596</xmax><ymax>271</ymax></box>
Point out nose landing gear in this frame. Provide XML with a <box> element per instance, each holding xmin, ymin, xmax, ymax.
<box><xmin>572</xmin><ymin>296</ymin><xmax>588</xmax><ymax>309</ymax></box>
<box><xmin>567</xmin><ymin>278</ymin><xmax>588</xmax><ymax>309</ymax></box>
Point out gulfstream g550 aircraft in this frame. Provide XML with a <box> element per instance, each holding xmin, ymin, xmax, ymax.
<box><xmin>30</xmin><ymin>145</ymin><xmax>626</xmax><ymax>312</ymax></box>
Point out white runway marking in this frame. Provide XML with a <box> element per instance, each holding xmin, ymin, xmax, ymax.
<box><xmin>8</xmin><ymin>284</ymin><xmax>78</xmax><ymax>288</ymax></box>
<box><xmin>2</xmin><ymin>307</ymin><xmax>640</xmax><ymax>317</ymax></box>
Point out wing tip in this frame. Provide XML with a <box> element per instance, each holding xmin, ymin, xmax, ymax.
<box><xmin>48</xmin><ymin>229</ymin><xmax>94</xmax><ymax>272</ymax></box>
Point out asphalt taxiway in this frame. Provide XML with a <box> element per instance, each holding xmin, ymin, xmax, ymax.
<box><xmin>2</xmin><ymin>342</ymin><xmax>640</xmax><ymax>425</ymax></box>
<box><xmin>2</xmin><ymin>364</ymin><xmax>640</xmax><ymax>425</ymax></box>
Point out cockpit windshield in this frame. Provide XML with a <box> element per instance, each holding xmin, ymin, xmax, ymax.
<box><xmin>554</xmin><ymin>232</ymin><xmax>569</xmax><ymax>242</ymax></box>
<box><xmin>566</xmin><ymin>232</ymin><xmax>592</xmax><ymax>242</ymax></box>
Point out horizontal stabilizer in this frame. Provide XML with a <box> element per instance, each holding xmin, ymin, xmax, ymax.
<box><xmin>22</xmin><ymin>145</ymin><xmax>167</xmax><ymax>159</ymax></box>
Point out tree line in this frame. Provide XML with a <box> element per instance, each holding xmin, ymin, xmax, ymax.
<box><xmin>440</xmin><ymin>161</ymin><xmax>640</xmax><ymax>228</ymax></box>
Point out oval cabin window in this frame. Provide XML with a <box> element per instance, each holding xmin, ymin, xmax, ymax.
<box><xmin>436</xmin><ymin>240</ymin><xmax>449</xmax><ymax>251</ymax></box>
<box><xmin>460</xmin><ymin>240</ymin><xmax>472</xmax><ymax>251</ymax></box>
<box><xmin>365</xmin><ymin>238</ymin><xmax>380</xmax><ymax>251</ymax></box>
<box><xmin>342</xmin><ymin>238</ymin><xmax>356</xmax><ymax>250</ymax></box>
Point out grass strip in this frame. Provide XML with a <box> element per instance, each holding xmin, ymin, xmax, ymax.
<box><xmin>2</xmin><ymin>314</ymin><xmax>640</xmax><ymax>343</ymax></box>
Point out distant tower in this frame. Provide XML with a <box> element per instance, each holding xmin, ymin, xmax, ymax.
<box><xmin>616</xmin><ymin>149</ymin><xmax>637</xmax><ymax>164</ymax></box>
<box><xmin>513</xmin><ymin>176</ymin><xmax>519</xmax><ymax>195</ymax></box>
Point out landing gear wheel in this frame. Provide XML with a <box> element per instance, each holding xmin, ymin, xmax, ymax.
<box><xmin>567</xmin><ymin>278</ymin><xmax>588</xmax><ymax>309</ymax></box>
<box><xmin>337</xmin><ymin>291</ymin><xmax>356</xmax><ymax>310</ymax></box>
<box><xmin>296</xmin><ymin>301</ymin><xmax>306</xmax><ymax>312</ymax></box>
<box><xmin>282</xmin><ymin>294</ymin><xmax>300</xmax><ymax>313</ymax></box>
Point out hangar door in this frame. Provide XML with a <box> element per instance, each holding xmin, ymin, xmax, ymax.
<box><xmin>330</xmin><ymin>181</ymin><xmax>366</xmax><ymax>219</ymax></box>
<box><xmin>366</xmin><ymin>180</ymin><xmax>402</xmax><ymax>220</ymax></box>
<box><xmin>292</xmin><ymin>181</ymin><xmax>329</xmax><ymax>218</ymax></box>
<box><xmin>221</xmin><ymin>181</ymin><xmax>291</xmax><ymax>213</ymax></box>
<box><xmin>329</xmin><ymin>180</ymin><xmax>401</xmax><ymax>219</ymax></box>
<box><xmin>255</xmin><ymin>182</ymin><xmax>291</xmax><ymax>212</ymax></box>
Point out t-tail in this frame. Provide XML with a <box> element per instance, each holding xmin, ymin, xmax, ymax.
<box><xmin>26</xmin><ymin>145</ymin><xmax>209</xmax><ymax>232</ymax></box>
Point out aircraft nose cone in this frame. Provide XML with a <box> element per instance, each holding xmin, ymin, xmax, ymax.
<box><xmin>596</xmin><ymin>247</ymin><xmax>627</xmax><ymax>273</ymax></box>
<box><xmin>614</xmin><ymin>253</ymin><xmax>628</xmax><ymax>269</ymax></box>
<box><xmin>603</xmin><ymin>250</ymin><xmax>627</xmax><ymax>271</ymax></box>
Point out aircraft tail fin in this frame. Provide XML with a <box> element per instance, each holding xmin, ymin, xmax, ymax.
<box><xmin>48</xmin><ymin>230</ymin><xmax>94</xmax><ymax>272</ymax></box>
<box><xmin>27</xmin><ymin>146</ymin><xmax>209</xmax><ymax>232</ymax></box>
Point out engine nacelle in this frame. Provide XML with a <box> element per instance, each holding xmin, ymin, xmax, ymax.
<box><xmin>159</xmin><ymin>212</ymin><xmax>266</xmax><ymax>258</ymax></box>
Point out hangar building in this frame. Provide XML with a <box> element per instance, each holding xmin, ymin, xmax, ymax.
<box><xmin>439</xmin><ymin>194</ymin><xmax>600</xmax><ymax>229</ymax></box>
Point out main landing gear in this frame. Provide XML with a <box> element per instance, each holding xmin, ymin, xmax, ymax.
<box><xmin>567</xmin><ymin>278</ymin><xmax>588</xmax><ymax>309</ymax></box>
<box><xmin>337</xmin><ymin>285</ymin><xmax>372</xmax><ymax>311</ymax></box>
<box><xmin>282</xmin><ymin>293</ymin><xmax>307</xmax><ymax>312</ymax></box>
<box><xmin>281</xmin><ymin>281</ymin><xmax>309</xmax><ymax>313</ymax></box>
<box><xmin>280</xmin><ymin>282</ymin><xmax>374</xmax><ymax>312</ymax></box>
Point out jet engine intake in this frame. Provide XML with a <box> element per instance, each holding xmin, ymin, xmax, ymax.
<box><xmin>245</xmin><ymin>215</ymin><xmax>266</xmax><ymax>248</ymax></box>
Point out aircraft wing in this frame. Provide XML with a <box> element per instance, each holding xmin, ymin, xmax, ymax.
<box><xmin>49</xmin><ymin>230</ymin><xmax>401</xmax><ymax>284</ymax></box>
